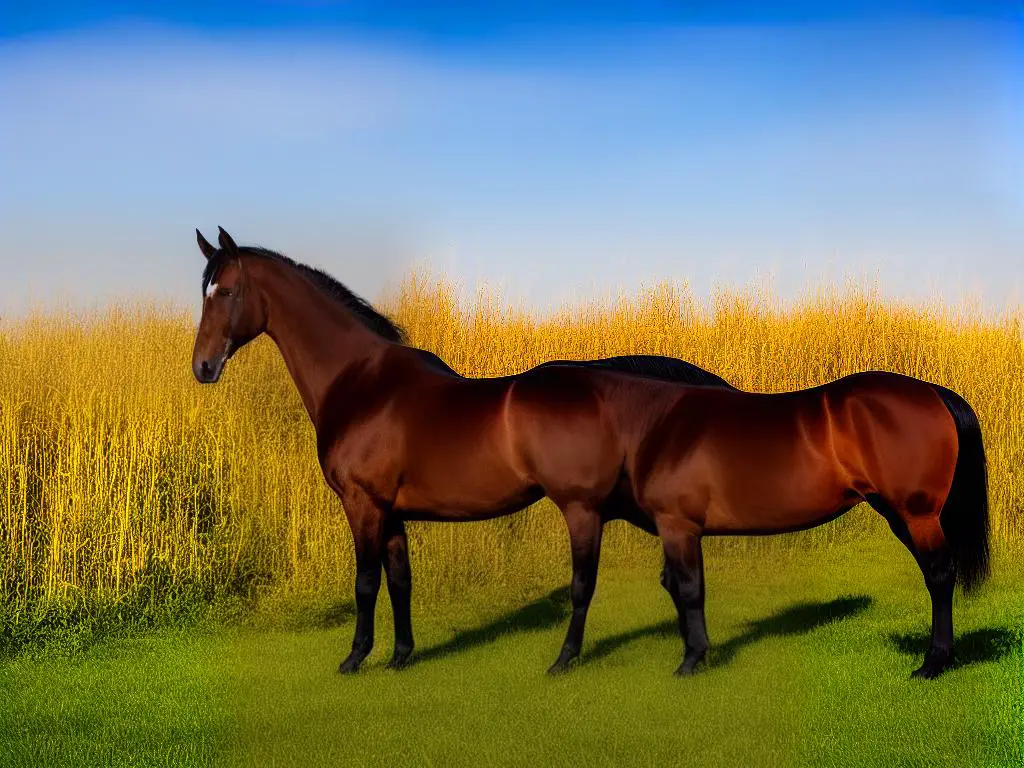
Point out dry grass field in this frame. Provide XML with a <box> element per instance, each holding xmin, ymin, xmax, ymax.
<box><xmin>0</xmin><ymin>273</ymin><xmax>1021</xmax><ymax>647</ymax></box>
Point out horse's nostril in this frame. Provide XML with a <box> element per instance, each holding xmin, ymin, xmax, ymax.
<box><xmin>194</xmin><ymin>359</ymin><xmax>216</xmax><ymax>382</ymax></box>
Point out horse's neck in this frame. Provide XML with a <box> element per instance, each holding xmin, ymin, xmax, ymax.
<box><xmin>258</xmin><ymin>265</ymin><xmax>389</xmax><ymax>425</ymax></box>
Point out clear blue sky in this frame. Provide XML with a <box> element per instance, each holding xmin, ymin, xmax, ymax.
<box><xmin>2</xmin><ymin>2</ymin><xmax>1022</xmax><ymax>314</ymax></box>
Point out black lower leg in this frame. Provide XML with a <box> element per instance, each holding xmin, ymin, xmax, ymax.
<box><xmin>383</xmin><ymin>520</ymin><xmax>414</xmax><ymax>669</ymax></box>
<box><xmin>549</xmin><ymin>504</ymin><xmax>602</xmax><ymax>675</ymax></box>
<box><xmin>664</xmin><ymin>534</ymin><xmax>708</xmax><ymax>676</ymax></box>
<box><xmin>913</xmin><ymin>548</ymin><xmax>956</xmax><ymax>679</ymax></box>
<box><xmin>339</xmin><ymin>548</ymin><xmax>382</xmax><ymax>674</ymax></box>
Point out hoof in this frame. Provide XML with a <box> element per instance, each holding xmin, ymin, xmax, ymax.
<box><xmin>385</xmin><ymin>651</ymin><xmax>413</xmax><ymax>671</ymax></box>
<box><xmin>547</xmin><ymin>654</ymin><xmax>578</xmax><ymax>676</ymax></box>
<box><xmin>911</xmin><ymin>657</ymin><xmax>951</xmax><ymax>680</ymax></box>
<box><xmin>674</xmin><ymin>651</ymin><xmax>707</xmax><ymax>677</ymax></box>
<box><xmin>338</xmin><ymin>652</ymin><xmax>367</xmax><ymax>675</ymax></box>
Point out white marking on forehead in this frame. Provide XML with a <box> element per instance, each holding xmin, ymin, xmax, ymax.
<box><xmin>205</xmin><ymin>282</ymin><xmax>218</xmax><ymax>299</ymax></box>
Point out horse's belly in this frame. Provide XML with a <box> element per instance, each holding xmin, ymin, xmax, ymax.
<box><xmin>703</xmin><ymin>479</ymin><xmax>855</xmax><ymax>534</ymax></box>
<box><xmin>393</xmin><ymin>472</ymin><xmax>541</xmax><ymax>522</ymax></box>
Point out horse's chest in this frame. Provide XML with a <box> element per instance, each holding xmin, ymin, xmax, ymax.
<box><xmin>317</xmin><ymin>416</ymin><xmax>404</xmax><ymax>497</ymax></box>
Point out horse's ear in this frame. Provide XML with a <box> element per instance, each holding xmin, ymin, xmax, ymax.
<box><xmin>217</xmin><ymin>226</ymin><xmax>239</xmax><ymax>258</ymax></box>
<box><xmin>196</xmin><ymin>229</ymin><xmax>217</xmax><ymax>260</ymax></box>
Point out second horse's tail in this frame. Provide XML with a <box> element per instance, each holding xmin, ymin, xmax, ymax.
<box><xmin>930</xmin><ymin>383</ymin><xmax>991</xmax><ymax>593</ymax></box>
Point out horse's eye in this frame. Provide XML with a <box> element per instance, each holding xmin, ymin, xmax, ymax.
<box><xmin>217</xmin><ymin>287</ymin><xmax>233</xmax><ymax>297</ymax></box>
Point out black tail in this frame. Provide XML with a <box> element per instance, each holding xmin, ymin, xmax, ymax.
<box><xmin>931</xmin><ymin>384</ymin><xmax>991</xmax><ymax>592</ymax></box>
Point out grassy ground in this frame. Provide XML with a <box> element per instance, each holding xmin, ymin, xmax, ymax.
<box><xmin>1</xmin><ymin>538</ymin><xmax>1020</xmax><ymax>768</ymax></box>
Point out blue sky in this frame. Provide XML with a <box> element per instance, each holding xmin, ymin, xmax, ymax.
<box><xmin>2</xmin><ymin>2</ymin><xmax>1022</xmax><ymax>314</ymax></box>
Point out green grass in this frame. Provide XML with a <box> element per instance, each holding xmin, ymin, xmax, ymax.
<box><xmin>1</xmin><ymin>538</ymin><xmax>1020</xmax><ymax>768</ymax></box>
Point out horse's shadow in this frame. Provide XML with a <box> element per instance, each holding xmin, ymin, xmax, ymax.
<box><xmin>584</xmin><ymin>595</ymin><xmax>873</xmax><ymax>669</ymax></box>
<box><xmin>327</xmin><ymin>583</ymin><xmax>1017</xmax><ymax>674</ymax></box>
<box><xmin>413</xmin><ymin>586</ymin><xmax>571</xmax><ymax>665</ymax></box>
<box><xmin>889</xmin><ymin>627</ymin><xmax>1019</xmax><ymax>670</ymax></box>
<box><xmin>410</xmin><ymin>589</ymin><xmax>873</xmax><ymax>670</ymax></box>
<box><xmin>316</xmin><ymin>600</ymin><xmax>356</xmax><ymax>629</ymax></box>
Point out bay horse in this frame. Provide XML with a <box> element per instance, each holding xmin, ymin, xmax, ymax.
<box><xmin>191</xmin><ymin>227</ymin><xmax>990</xmax><ymax>680</ymax></box>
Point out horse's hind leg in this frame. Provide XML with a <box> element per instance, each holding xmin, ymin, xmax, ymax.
<box><xmin>659</xmin><ymin>521</ymin><xmax>709</xmax><ymax>676</ymax></box>
<box><xmin>907</xmin><ymin>516</ymin><xmax>955</xmax><ymax>679</ymax></box>
<box><xmin>548</xmin><ymin>501</ymin><xmax>603</xmax><ymax>675</ymax></box>
<box><xmin>869</xmin><ymin>495</ymin><xmax>955</xmax><ymax>679</ymax></box>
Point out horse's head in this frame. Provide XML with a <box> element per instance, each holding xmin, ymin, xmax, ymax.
<box><xmin>192</xmin><ymin>227</ymin><xmax>267</xmax><ymax>384</ymax></box>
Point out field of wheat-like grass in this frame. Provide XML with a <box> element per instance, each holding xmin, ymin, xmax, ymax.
<box><xmin>1</xmin><ymin>273</ymin><xmax>1022</xmax><ymax>645</ymax></box>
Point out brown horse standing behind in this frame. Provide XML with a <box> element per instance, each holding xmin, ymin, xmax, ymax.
<box><xmin>192</xmin><ymin>228</ymin><xmax>990</xmax><ymax>680</ymax></box>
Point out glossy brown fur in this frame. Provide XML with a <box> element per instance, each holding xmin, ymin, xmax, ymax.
<box><xmin>192</xmin><ymin>228</ymin><xmax>990</xmax><ymax>680</ymax></box>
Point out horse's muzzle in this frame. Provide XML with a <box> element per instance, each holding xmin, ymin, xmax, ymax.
<box><xmin>193</xmin><ymin>356</ymin><xmax>226</xmax><ymax>384</ymax></box>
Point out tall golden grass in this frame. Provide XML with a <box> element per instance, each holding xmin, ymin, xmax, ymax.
<box><xmin>1</xmin><ymin>273</ymin><xmax>1022</xmax><ymax>632</ymax></box>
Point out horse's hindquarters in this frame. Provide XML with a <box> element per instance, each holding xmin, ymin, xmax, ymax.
<box><xmin>633</xmin><ymin>374</ymin><xmax>960</xmax><ymax>537</ymax></box>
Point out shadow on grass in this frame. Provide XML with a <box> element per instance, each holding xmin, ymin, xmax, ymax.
<box><xmin>413</xmin><ymin>586</ymin><xmax>571</xmax><ymax>665</ymax></box>
<box><xmin>270</xmin><ymin>599</ymin><xmax>356</xmax><ymax>632</ymax></box>
<box><xmin>584</xmin><ymin>595</ymin><xmax>873</xmax><ymax>669</ymax></box>
<box><xmin>889</xmin><ymin>627</ymin><xmax>1020</xmax><ymax>671</ymax></box>
<box><xmin>316</xmin><ymin>601</ymin><xmax>356</xmax><ymax>630</ymax></box>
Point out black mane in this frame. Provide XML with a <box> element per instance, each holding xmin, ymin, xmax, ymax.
<box><xmin>202</xmin><ymin>245</ymin><xmax>406</xmax><ymax>344</ymax></box>
<box><xmin>408</xmin><ymin>350</ymin><xmax>735</xmax><ymax>388</ymax></box>
<box><xmin>535</xmin><ymin>355</ymin><xmax>735</xmax><ymax>389</ymax></box>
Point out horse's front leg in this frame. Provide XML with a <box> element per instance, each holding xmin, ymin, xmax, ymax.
<box><xmin>338</xmin><ymin>488</ymin><xmax>385</xmax><ymax>674</ymax></box>
<box><xmin>548</xmin><ymin>500</ymin><xmax>603</xmax><ymax>674</ymax></box>
<box><xmin>382</xmin><ymin>518</ymin><xmax>414</xmax><ymax>669</ymax></box>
